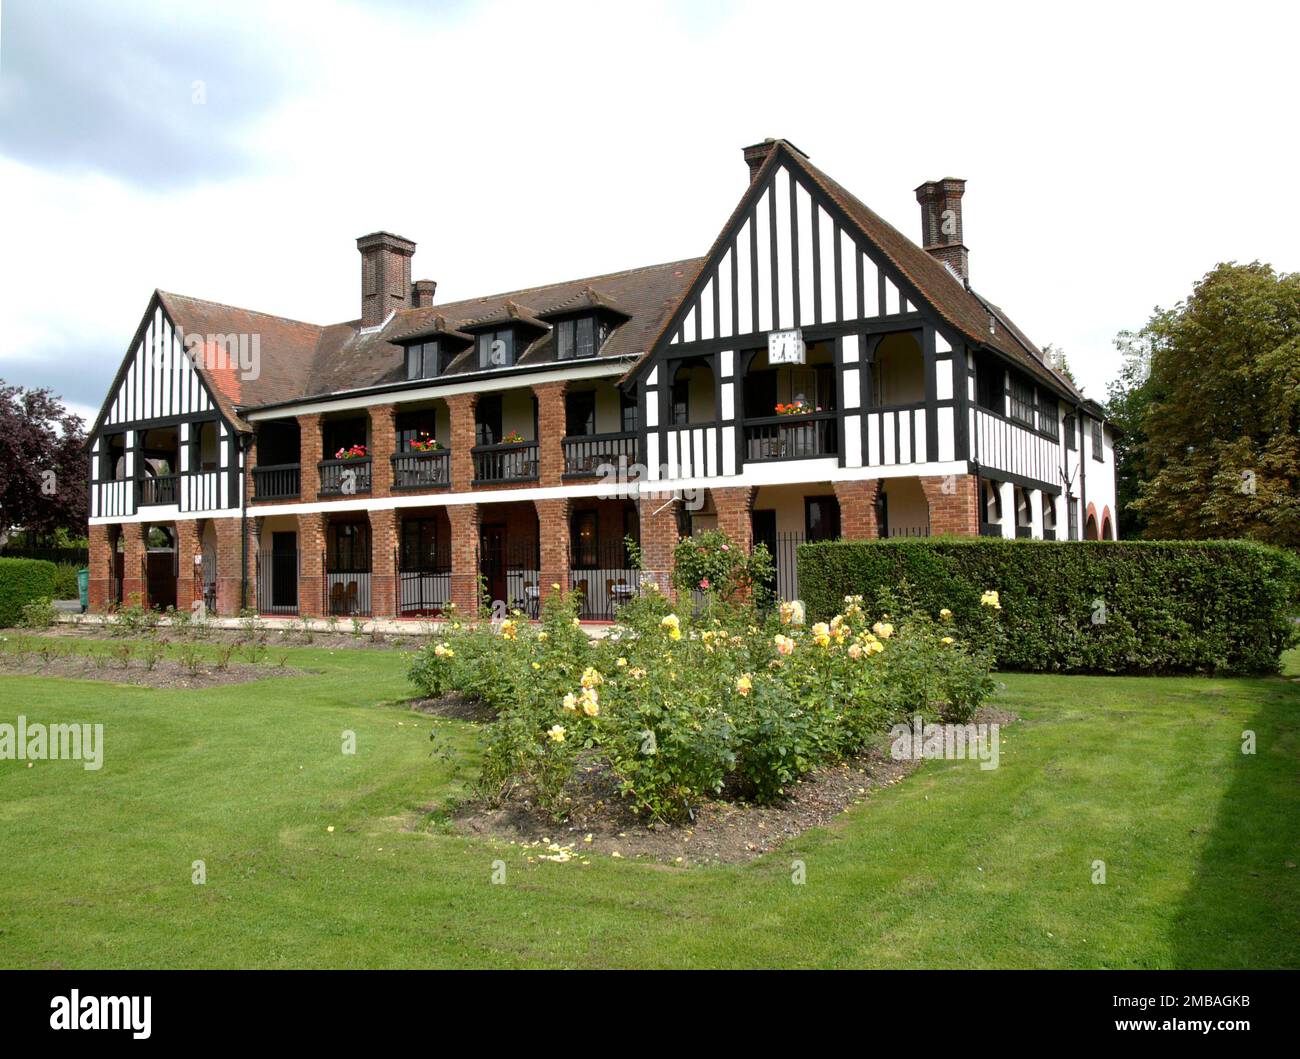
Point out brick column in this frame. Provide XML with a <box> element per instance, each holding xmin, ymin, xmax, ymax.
<box><xmin>369</xmin><ymin>508</ymin><xmax>399</xmax><ymax>618</ymax></box>
<box><xmin>299</xmin><ymin>414</ymin><xmax>322</xmax><ymax>499</ymax></box>
<box><xmin>175</xmin><ymin>519</ymin><xmax>203</xmax><ymax>613</ymax></box>
<box><xmin>446</xmin><ymin>393</ymin><xmax>479</xmax><ymax>491</ymax></box>
<box><xmin>638</xmin><ymin>494</ymin><xmax>680</xmax><ymax>598</ymax></box>
<box><xmin>298</xmin><ymin>512</ymin><xmax>326</xmax><ymax>617</ymax></box>
<box><xmin>920</xmin><ymin>473</ymin><xmax>980</xmax><ymax>537</ymax></box>
<box><xmin>88</xmin><ymin>524</ymin><xmax>112</xmax><ymax>612</ymax></box>
<box><xmin>245</xmin><ymin>430</ymin><xmax>259</xmax><ymax>506</ymax></box>
<box><xmin>370</xmin><ymin>404</ymin><xmax>397</xmax><ymax>496</ymax></box>
<box><xmin>447</xmin><ymin>502</ymin><xmax>480</xmax><ymax>616</ymax></box>
<box><xmin>535</xmin><ymin>498</ymin><xmax>569</xmax><ymax>606</ymax></box>
<box><xmin>533</xmin><ymin>380</ymin><xmax>567</xmax><ymax>487</ymax></box>
<box><xmin>121</xmin><ymin>522</ymin><xmax>148</xmax><ymax>608</ymax></box>
<box><xmin>712</xmin><ymin>486</ymin><xmax>755</xmax><ymax>552</ymax></box>
<box><xmin>212</xmin><ymin>517</ymin><xmax>245</xmax><ymax>615</ymax></box>
<box><xmin>834</xmin><ymin>479</ymin><xmax>882</xmax><ymax>540</ymax></box>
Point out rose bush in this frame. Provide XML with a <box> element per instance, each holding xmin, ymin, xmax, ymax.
<box><xmin>409</xmin><ymin>533</ymin><xmax>999</xmax><ymax>823</ymax></box>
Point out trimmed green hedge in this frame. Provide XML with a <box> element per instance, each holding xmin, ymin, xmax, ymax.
<box><xmin>0</xmin><ymin>557</ymin><xmax>59</xmax><ymax>628</ymax></box>
<box><xmin>798</xmin><ymin>539</ymin><xmax>1300</xmax><ymax>675</ymax></box>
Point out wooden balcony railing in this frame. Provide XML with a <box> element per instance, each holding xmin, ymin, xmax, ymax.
<box><xmin>562</xmin><ymin>432</ymin><xmax>636</xmax><ymax>479</ymax></box>
<box><xmin>392</xmin><ymin>450</ymin><xmax>451</xmax><ymax>490</ymax></box>
<box><xmin>253</xmin><ymin>463</ymin><xmax>301</xmax><ymax>500</ymax></box>
<box><xmin>472</xmin><ymin>441</ymin><xmax>538</xmax><ymax>484</ymax></box>
<box><xmin>743</xmin><ymin>412</ymin><xmax>838</xmax><ymax>461</ymax></box>
<box><xmin>137</xmin><ymin>473</ymin><xmax>179</xmax><ymax>506</ymax></box>
<box><xmin>318</xmin><ymin>457</ymin><xmax>372</xmax><ymax>496</ymax></box>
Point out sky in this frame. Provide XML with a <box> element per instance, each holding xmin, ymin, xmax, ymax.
<box><xmin>1</xmin><ymin>0</ymin><xmax>1295</xmax><ymax>425</ymax></box>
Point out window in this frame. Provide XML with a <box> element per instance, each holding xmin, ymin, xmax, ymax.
<box><xmin>1008</xmin><ymin>373</ymin><xmax>1035</xmax><ymax>426</ymax></box>
<box><xmin>1037</xmin><ymin>393</ymin><xmax>1059</xmax><ymax>438</ymax></box>
<box><xmin>1064</xmin><ymin>414</ymin><xmax>1077</xmax><ymax>451</ymax></box>
<box><xmin>101</xmin><ymin>433</ymin><xmax>127</xmax><ymax>481</ymax></box>
<box><xmin>805</xmin><ymin>496</ymin><xmax>841</xmax><ymax>542</ymax></box>
<box><xmin>330</xmin><ymin>522</ymin><xmax>369</xmax><ymax>572</ymax></box>
<box><xmin>396</xmin><ymin>409</ymin><xmax>438</xmax><ymax>451</ymax></box>
<box><xmin>193</xmin><ymin>420</ymin><xmax>219</xmax><ymax>473</ymax></box>
<box><xmin>620</xmin><ymin>391</ymin><xmax>638</xmax><ymax>433</ymax></box>
<box><xmin>400</xmin><ymin>518</ymin><xmax>441</xmax><ymax>571</ymax></box>
<box><xmin>405</xmin><ymin>341</ymin><xmax>447</xmax><ymax>380</ymax></box>
<box><xmin>475</xmin><ymin>395</ymin><xmax>502</xmax><ymax>446</ymax></box>
<box><xmin>975</xmin><ymin>355</ymin><xmax>1005</xmax><ymax>414</ymax></box>
<box><xmin>1090</xmin><ymin>418</ymin><xmax>1104</xmax><ymax>461</ymax></box>
<box><xmin>570</xmin><ymin>510</ymin><xmax>598</xmax><ymax>568</ymax></box>
<box><xmin>743</xmin><ymin>369</ymin><xmax>778</xmax><ymax>418</ymax></box>
<box><xmin>476</xmin><ymin>329</ymin><xmax>515</xmax><ymax>369</ymax></box>
<box><xmin>565</xmin><ymin>391</ymin><xmax>596</xmax><ymax>437</ymax></box>
<box><xmin>671</xmin><ymin>378</ymin><xmax>689</xmax><ymax>425</ymax></box>
<box><xmin>1067</xmin><ymin>496</ymin><xmax>1080</xmax><ymax>540</ymax></box>
<box><xmin>556</xmin><ymin>315</ymin><xmax>608</xmax><ymax>360</ymax></box>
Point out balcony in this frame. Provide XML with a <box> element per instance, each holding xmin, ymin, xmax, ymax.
<box><xmin>472</xmin><ymin>441</ymin><xmax>538</xmax><ymax>485</ymax></box>
<box><xmin>253</xmin><ymin>463</ymin><xmax>301</xmax><ymax>500</ymax></box>
<box><xmin>743</xmin><ymin>412</ymin><xmax>838</xmax><ymax>461</ymax></box>
<box><xmin>319</xmin><ymin>457</ymin><xmax>372</xmax><ymax>496</ymax></box>
<box><xmin>137</xmin><ymin>474</ymin><xmax>179</xmax><ymax>506</ymax></box>
<box><xmin>392</xmin><ymin>450</ymin><xmax>451</xmax><ymax>490</ymax></box>
<box><xmin>562</xmin><ymin>433</ymin><xmax>636</xmax><ymax>480</ymax></box>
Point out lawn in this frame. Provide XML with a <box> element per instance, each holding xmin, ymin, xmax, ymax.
<box><xmin>1</xmin><ymin>639</ymin><xmax>1296</xmax><ymax>969</ymax></box>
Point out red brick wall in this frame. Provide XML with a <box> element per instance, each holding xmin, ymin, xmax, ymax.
<box><xmin>369</xmin><ymin>508</ymin><xmax>399</xmax><ymax>617</ymax></box>
<box><xmin>297</xmin><ymin>512</ymin><xmax>326</xmax><ymax>617</ymax></box>
<box><xmin>638</xmin><ymin>494</ymin><xmax>680</xmax><ymax>597</ymax></box>
<box><xmin>835</xmin><ymin>479</ymin><xmax>882</xmax><ymax>539</ymax></box>
<box><xmin>88</xmin><ymin>524</ymin><xmax>112</xmax><ymax>612</ymax></box>
<box><xmin>447</xmin><ymin>502</ymin><xmax>480</xmax><ymax>615</ymax></box>
<box><xmin>447</xmin><ymin>393</ymin><xmax>478</xmax><ymax>492</ymax></box>
<box><xmin>370</xmin><ymin>405</ymin><xmax>396</xmax><ymax>496</ymax></box>
<box><xmin>921</xmin><ymin>473</ymin><xmax>979</xmax><ymax>536</ymax></box>
<box><xmin>212</xmin><ymin>517</ymin><xmax>244</xmax><ymax>615</ymax></box>
<box><xmin>299</xmin><ymin>414</ymin><xmax>322</xmax><ymax>499</ymax></box>
<box><xmin>535</xmin><ymin>497</ymin><xmax>569</xmax><ymax>605</ymax></box>
<box><xmin>533</xmin><ymin>381</ymin><xmax>567</xmax><ymax>487</ymax></box>
<box><xmin>713</xmin><ymin>486</ymin><xmax>755</xmax><ymax>552</ymax></box>
<box><xmin>121</xmin><ymin>523</ymin><xmax>147</xmax><ymax>607</ymax></box>
<box><xmin>175</xmin><ymin>519</ymin><xmax>203</xmax><ymax>612</ymax></box>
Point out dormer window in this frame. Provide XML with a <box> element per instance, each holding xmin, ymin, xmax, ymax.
<box><xmin>476</xmin><ymin>328</ymin><xmax>516</xmax><ymax>369</ymax></box>
<box><xmin>405</xmin><ymin>340</ymin><xmax>454</xmax><ymax>381</ymax></box>
<box><xmin>556</xmin><ymin>314</ymin><xmax>609</xmax><ymax>360</ymax></box>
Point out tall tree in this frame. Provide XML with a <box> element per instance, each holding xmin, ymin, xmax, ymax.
<box><xmin>1105</xmin><ymin>320</ymin><xmax>1163</xmax><ymax>539</ymax></box>
<box><xmin>1125</xmin><ymin>263</ymin><xmax>1299</xmax><ymax>546</ymax></box>
<box><xmin>0</xmin><ymin>382</ymin><xmax>88</xmax><ymax>548</ymax></box>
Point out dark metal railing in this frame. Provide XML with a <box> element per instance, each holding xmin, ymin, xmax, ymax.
<box><xmin>562</xmin><ymin>433</ymin><xmax>637</xmax><ymax>479</ymax></box>
<box><xmin>570</xmin><ymin>543</ymin><xmax>640</xmax><ymax>620</ymax></box>
<box><xmin>324</xmin><ymin>569</ymin><xmax>371</xmax><ymax>616</ymax></box>
<box><xmin>743</xmin><ymin>412</ymin><xmax>838</xmax><ymax>461</ymax></box>
<box><xmin>392</xmin><ymin>450</ymin><xmax>451</xmax><ymax>490</ymax></box>
<box><xmin>1042</xmin><ymin>528</ymin><xmax>1057</xmax><ymax>541</ymax></box>
<box><xmin>253</xmin><ymin>463</ymin><xmax>301</xmax><ymax>500</ymax></box>
<box><xmin>138</xmin><ymin>474</ymin><xmax>179</xmax><ymax>506</ymax></box>
<box><xmin>1015</xmin><ymin>525</ymin><xmax>1032</xmax><ymax>539</ymax></box>
<box><xmin>979</xmin><ymin>523</ymin><xmax>1003</xmax><ymax>538</ymax></box>
<box><xmin>319</xmin><ymin>457</ymin><xmax>372</xmax><ymax>496</ymax></box>
<box><xmin>472</xmin><ymin>442</ymin><xmax>538</xmax><ymax>484</ymax></box>
<box><xmin>256</xmin><ymin>548</ymin><xmax>299</xmax><ymax>615</ymax></box>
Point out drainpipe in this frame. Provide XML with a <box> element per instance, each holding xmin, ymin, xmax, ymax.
<box><xmin>239</xmin><ymin>432</ymin><xmax>253</xmax><ymax>611</ymax></box>
<box><xmin>1076</xmin><ymin>403</ymin><xmax>1087</xmax><ymax>539</ymax></box>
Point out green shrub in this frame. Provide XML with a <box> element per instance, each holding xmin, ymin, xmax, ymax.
<box><xmin>18</xmin><ymin>597</ymin><xmax>58</xmax><ymax>629</ymax></box>
<box><xmin>798</xmin><ymin>539</ymin><xmax>1300</xmax><ymax>675</ymax></box>
<box><xmin>52</xmin><ymin>563</ymin><xmax>80</xmax><ymax>599</ymax></box>
<box><xmin>0</xmin><ymin>557</ymin><xmax>58</xmax><ymax>628</ymax></box>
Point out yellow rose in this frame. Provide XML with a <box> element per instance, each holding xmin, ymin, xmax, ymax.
<box><xmin>940</xmin><ymin>608</ymin><xmax>953</xmax><ymax>620</ymax></box>
<box><xmin>941</xmin><ymin>636</ymin><xmax>955</xmax><ymax>645</ymax></box>
<box><xmin>547</xmin><ymin>724</ymin><xmax>566</xmax><ymax>743</ymax></box>
<box><xmin>980</xmin><ymin>590</ymin><xmax>1001</xmax><ymax>609</ymax></box>
<box><xmin>872</xmin><ymin>621</ymin><xmax>894</xmax><ymax>639</ymax></box>
<box><xmin>735</xmin><ymin>673</ymin><xmax>753</xmax><ymax>696</ymax></box>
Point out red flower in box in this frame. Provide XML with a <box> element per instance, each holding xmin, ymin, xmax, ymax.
<box><xmin>409</xmin><ymin>432</ymin><xmax>442</xmax><ymax>452</ymax></box>
<box><xmin>335</xmin><ymin>444</ymin><xmax>367</xmax><ymax>460</ymax></box>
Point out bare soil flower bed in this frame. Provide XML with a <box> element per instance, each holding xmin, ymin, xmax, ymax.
<box><xmin>0</xmin><ymin>653</ymin><xmax>305</xmax><ymax>689</ymax></box>
<box><xmin>426</xmin><ymin>693</ymin><xmax>1017</xmax><ymax>866</ymax></box>
<box><xmin>39</xmin><ymin>623</ymin><xmax>423</xmax><ymax>651</ymax></box>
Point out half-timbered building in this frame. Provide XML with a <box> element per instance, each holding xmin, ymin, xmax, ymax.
<box><xmin>85</xmin><ymin>138</ymin><xmax>1118</xmax><ymax>620</ymax></box>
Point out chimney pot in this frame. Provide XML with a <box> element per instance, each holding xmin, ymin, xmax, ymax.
<box><xmin>357</xmin><ymin>231</ymin><xmax>416</xmax><ymax>327</ymax></box>
<box><xmin>914</xmin><ymin>178</ymin><xmax>968</xmax><ymax>282</ymax></box>
<box><xmin>412</xmin><ymin>279</ymin><xmax>437</xmax><ymax>308</ymax></box>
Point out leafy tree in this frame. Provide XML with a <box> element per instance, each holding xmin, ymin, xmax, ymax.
<box><xmin>1105</xmin><ymin>321</ymin><xmax>1162</xmax><ymax>539</ymax></box>
<box><xmin>1040</xmin><ymin>343</ymin><xmax>1079</xmax><ymax>388</ymax></box>
<box><xmin>1124</xmin><ymin>263</ymin><xmax>1299</xmax><ymax>546</ymax></box>
<box><xmin>0</xmin><ymin>382</ymin><xmax>88</xmax><ymax>548</ymax></box>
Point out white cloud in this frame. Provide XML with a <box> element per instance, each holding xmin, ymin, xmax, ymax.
<box><xmin>1</xmin><ymin>0</ymin><xmax>1295</xmax><ymax>409</ymax></box>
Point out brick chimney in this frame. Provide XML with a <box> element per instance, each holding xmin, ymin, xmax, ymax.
<box><xmin>742</xmin><ymin>138</ymin><xmax>778</xmax><ymax>183</ymax></box>
<box><xmin>411</xmin><ymin>279</ymin><xmax>437</xmax><ymax>308</ymax></box>
<box><xmin>914</xmin><ymin>178</ymin><xmax>968</xmax><ymax>282</ymax></box>
<box><xmin>357</xmin><ymin>231</ymin><xmax>416</xmax><ymax>327</ymax></box>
